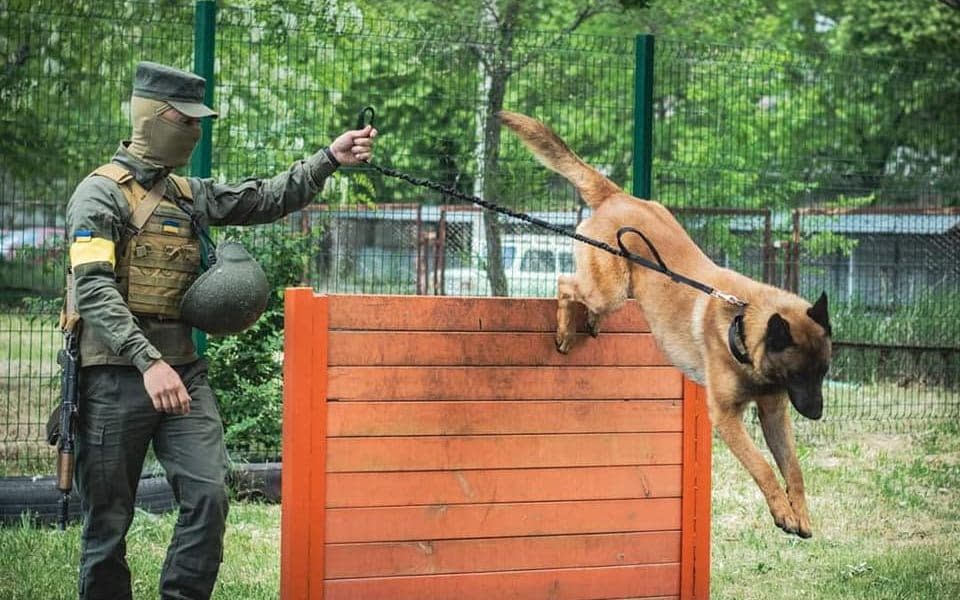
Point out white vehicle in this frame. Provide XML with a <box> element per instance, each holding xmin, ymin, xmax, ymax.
<box><xmin>443</xmin><ymin>233</ymin><xmax>575</xmax><ymax>297</ymax></box>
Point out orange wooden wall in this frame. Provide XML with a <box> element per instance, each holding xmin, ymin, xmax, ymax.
<box><xmin>281</xmin><ymin>290</ymin><xmax>711</xmax><ymax>600</ymax></box>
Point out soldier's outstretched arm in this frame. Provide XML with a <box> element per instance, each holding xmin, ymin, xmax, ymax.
<box><xmin>186</xmin><ymin>125</ymin><xmax>377</xmax><ymax>228</ymax></box>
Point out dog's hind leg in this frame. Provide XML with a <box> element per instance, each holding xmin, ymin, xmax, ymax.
<box><xmin>711</xmin><ymin>399</ymin><xmax>804</xmax><ymax>537</ymax></box>
<box><xmin>757</xmin><ymin>397</ymin><xmax>812</xmax><ymax>538</ymax></box>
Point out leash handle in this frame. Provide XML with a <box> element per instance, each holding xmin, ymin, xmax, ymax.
<box><xmin>356</xmin><ymin>106</ymin><xmax>375</xmax><ymax>130</ymax></box>
<box><xmin>616</xmin><ymin>226</ymin><xmax>669</xmax><ymax>274</ymax></box>
<box><xmin>617</xmin><ymin>226</ymin><xmax>747</xmax><ymax>307</ymax></box>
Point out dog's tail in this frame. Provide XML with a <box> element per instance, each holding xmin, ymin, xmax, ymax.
<box><xmin>498</xmin><ymin>111</ymin><xmax>624</xmax><ymax>208</ymax></box>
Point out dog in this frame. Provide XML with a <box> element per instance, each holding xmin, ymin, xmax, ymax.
<box><xmin>498</xmin><ymin>111</ymin><xmax>831</xmax><ymax>539</ymax></box>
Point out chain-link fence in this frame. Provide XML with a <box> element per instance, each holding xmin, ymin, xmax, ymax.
<box><xmin>2</xmin><ymin>1</ymin><xmax>958</xmax><ymax>473</ymax></box>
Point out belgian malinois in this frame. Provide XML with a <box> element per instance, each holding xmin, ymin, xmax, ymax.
<box><xmin>499</xmin><ymin>111</ymin><xmax>831</xmax><ymax>538</ymax></box>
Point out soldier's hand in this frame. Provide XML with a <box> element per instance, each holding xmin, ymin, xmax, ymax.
<box><xmin>329</xmin><ymin>125</ymin><xmax>377</xmax><ymax>165</ymax></box>
<box><xmin>143</xmin><ymin>360</ymin><xmax>192</xmax><ymax>415</ymax></box>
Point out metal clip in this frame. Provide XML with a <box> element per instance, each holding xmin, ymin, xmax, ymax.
<box><xmin>711</xmin><ymin>289</ymin><xmax>748</xmax><ymax>307</ymax></box>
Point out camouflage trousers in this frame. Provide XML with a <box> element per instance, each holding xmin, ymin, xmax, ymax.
<box><xmin>75</xmin><ymin>360</ymin><xmax>229</xmax><ymax>600</ymax></box>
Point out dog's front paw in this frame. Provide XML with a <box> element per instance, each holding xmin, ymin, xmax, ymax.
<box><xmin>586</xmin><ymin>312</ymin><xmax>601</xmax><ymax>338</ymax></box>
<box><xmin>788</xmin><ymin>494</ymin><xmax>813</xmax><ymax>539</ymax></box>
<box><xmin>555</xmin><ymin>332</ymin><xmax>572</xmax><ymax>354</ymax></box>
<box><xmin>795</xmin><ymin>516</ymin><xmax>813</xmax><ymax>539</ymax></box>
<box><xmin>770</xmin><ymin>499</ymin><xmax>806</xmax><ymax>538</ymax></box>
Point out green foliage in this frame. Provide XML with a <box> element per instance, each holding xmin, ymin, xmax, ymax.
<box><xmin>821</xmin><ymin>193</ymin><xmax>876</xmax><ymax>210</ymax></box>
<box><xmin>0</xmin><ymin>0</ymin><xmax>195</xmax><ymax>184</ymax></box>
<box><xmin>205</xmin><ymin>222</ymin><xmax>316</xmax><ymax>460</ymax></box>
<box><xmin>830</xmin><ymin>292</ymin><xmax>960</xmax><ymax>387</ymax></box>
<box><xmin>833</xmin><ymin>291</ymin><xmax>960</xmax><ymax>347</ymax></box>
<box><xmin>805</xmin><ymin>231</ymin><xmax>858</xmax><ymax>258</ymax></box>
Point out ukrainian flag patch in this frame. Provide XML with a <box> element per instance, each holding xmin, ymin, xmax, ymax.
<box><xmin>74</xmin><ymin>229</ymin><xmax>93</xmax><ymax>242</ymax></box>
<box><xmin>161</xmin><ymin>220</ymin><xmax>180</xmax><ymax>234</ymax></box>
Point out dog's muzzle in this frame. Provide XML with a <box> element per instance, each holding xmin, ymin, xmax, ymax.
<box><xmin>786</xmin><ymin>377</ymin><xmax>824</xmax><ymax>421</ymax></box>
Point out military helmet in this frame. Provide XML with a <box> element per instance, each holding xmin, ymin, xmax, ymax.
<box><xmin>180</xmin><ymin>241</ymin><xmax>270</xmax><ymax>335</ymax></box>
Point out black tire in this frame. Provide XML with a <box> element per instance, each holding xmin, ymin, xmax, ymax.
<box><xmin>228</xmin><ymin>462</ymin><xmax>281</xmax><ymax>502</ymax></box>
<box><xmin>0</xmin><ymin>463</ymin><xmax>281</xmax><ymax>527</ymax></box>
<box><xmin>0</xmin><ymin>474</ymin><xmax>175</xmax><ymax>526</ymax></box>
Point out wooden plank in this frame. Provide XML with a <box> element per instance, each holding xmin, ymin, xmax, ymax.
<box><xmin>681</xmin><ymin>380</ymin><xmax>696</xmax><ymax>600</ymax></box>
<box><xmin>327</xmin><ymin>465</ymin><xmax>682</xmax><ymax>507</ymax></box>
<box><xmin>280</xmin><ymin>288</ymin><xmax>326</xmax><ymax>600</ymax></box>
<box><xmin>327</xmin><ymin>294</ymin><xmax>650</xmax><ymax>333</ymax></box>
<box><xmin>328</xmin><ymin>400</ymin><xmax>682</xmax><ymax>436</ymax></box>
<box><xmin>327</xmin><ymin>366</ymin><xmax>683</xmax><ymax>401</ymax></box>
<box><xmin>326</xmin><ymin>531</ymin><xmax>682</xmax><ymax>578</ymax></box>
<box><xmin>680</xmin><ymin>380</ymin><xmax>712</xmax><ymax>600</ymax></box>
<box><xmin>327</xmin><ymin>331</ymin><xmax>668</xmax><ymax>366</ymax></box>
<box><xmin>693</xmin><ymin>384</ymin><xmax>713</xmax><ymax>599</ymax></box>
<box><xmin>327</xmin><ymin>433</ymin><xmax>682</xmax><ymax>472</ymax></box>
<box><xmin>327</xmin><ymin>498</ymin><xmax>681</xmax><ymax>543</ymax></box>
<box><xmin>308</xmin><ymin>297</ymin><xmax>329</xmax><ymax>600</ymax></box>
<box><xmin>324</xmin><ymin>563</ymin><xmax>680</xmax><ymax>600</ymax></box>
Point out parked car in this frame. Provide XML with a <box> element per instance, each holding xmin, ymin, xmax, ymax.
<box><xmin>0</xmin><ymin>227</ymin><xmax>66</xmax><ymax>262</ymax></box>
<box><xmin>443</xmin><ymin>234</ymin><xmax>575</xmax><ymax>297</ymax></box>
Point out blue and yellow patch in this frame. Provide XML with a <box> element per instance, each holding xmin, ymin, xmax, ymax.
<box><xmin>161</xmin><ymin>220</ymin><xmax>180</xmax><ymax>234</ymax></box>
<box><xmin>70</xmin><ymin>231</ymin><xmax>115</xmax><ymax>268</ymax></box>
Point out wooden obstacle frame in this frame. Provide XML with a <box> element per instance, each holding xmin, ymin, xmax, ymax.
<box><xmin>281</xmin><ymin>290</ymin><xmax>711</xmax><ymax>599</ymax></box>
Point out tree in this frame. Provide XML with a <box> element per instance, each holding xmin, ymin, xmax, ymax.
<box><xmin>350</xmin><ymin>0</ymin><xmax>653</xmax><ymax>295</ymax></box>
<box><xmin>470</xmin><ymin>1</ymin><xmax>654</xmax><ymax>295</ymax></box>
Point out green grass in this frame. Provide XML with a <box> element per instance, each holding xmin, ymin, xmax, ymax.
<box><xmin>0</xmin><ymin>312</ymin><xmax>61</xmax><ymax>476</ymax></box>
<box><xmin>0</xmin><ymin>502</ymin><xmax>279</xmax><ymax>600</ymax></box>
<box><xmin>712</xmin><ymin>420</ymin><xmax>960</xmax><ymax>599</ymax></box>
<box><xmin>1</xmin><ymin>422</ymin><xmax>958</xmax><ymax>598</ymax></box>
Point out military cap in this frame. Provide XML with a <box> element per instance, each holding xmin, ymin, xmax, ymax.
<box><xmin>133</xmin><ymin>61</ymin><xmax>218</xmax><ymax>118</ymax></box>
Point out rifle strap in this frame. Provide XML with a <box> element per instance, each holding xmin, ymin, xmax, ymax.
<box><xmin>128</xmin><ymin>180</ymin><xmax>167</xmax><ymax>233</ymax></box>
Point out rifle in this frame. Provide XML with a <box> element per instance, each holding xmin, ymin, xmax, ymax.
<box><xmin>55</xmin><ymin>325</ymin><xmax>80</xmax><ymax>530</ymax></box>
<box><xmin>48</xmin><ymin>272</ymin><xmax>81</xmax><ymax>530</ymax></box>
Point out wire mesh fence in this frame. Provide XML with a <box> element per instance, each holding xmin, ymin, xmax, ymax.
<box><xmin>1</xmin><ymin>1</ymin><xmax>958</xmax><ymax>473</ymax></box>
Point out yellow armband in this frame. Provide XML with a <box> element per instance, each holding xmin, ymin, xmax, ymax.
<box><xmin>69</xmin><ymin>230</ymin><xmax>115</xmax><ymax>269</ymax></box>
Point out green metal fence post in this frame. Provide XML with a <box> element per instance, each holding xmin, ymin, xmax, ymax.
<box><xmin>191</xmin><ymin>0</ymin><xmax>216</xmax><ymax>179</ymax></box>
<box><xmin>191</xmin><ymin>0</ymin><xmax>216</xmax><ymax>355</ymax></box>
<box><xmin>632</xmin><ymin>33</ymin><xmax>654</xmax><ymax>199</ymax></box>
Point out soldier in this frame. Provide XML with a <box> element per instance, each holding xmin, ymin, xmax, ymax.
<box><xmin>65</xmin><ymin>61</ymin><xmax>376</xmax><ymax>599</ymax></box>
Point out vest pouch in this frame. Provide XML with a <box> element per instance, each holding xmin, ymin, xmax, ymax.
<box><xmin>117</xmin><ymin>201</ymin><xmax>202</xmax><ymax>319</ymax></box>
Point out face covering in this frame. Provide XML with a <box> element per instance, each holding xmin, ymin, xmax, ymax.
<box><xmin>128</xmin><ymin>96</ymin><xmax>201</xmax><ymax>168</ymax></box>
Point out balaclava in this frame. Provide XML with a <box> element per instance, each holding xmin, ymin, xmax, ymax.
<box><xmin>127</xmin><ymin>96</ymin><xmax>201</xmax><ymax>168</ymax></box>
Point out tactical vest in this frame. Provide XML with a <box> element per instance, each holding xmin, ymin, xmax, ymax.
<box><xmin>92</xmin><ymin>163</ymin><xmax>201</xmax><ymax>319</ymax></box>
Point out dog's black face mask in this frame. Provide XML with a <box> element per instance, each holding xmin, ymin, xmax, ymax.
<box><xmin>764</xmin><ymin>292</ymin><xmax>831</xmax><ymax>421</ymax></box>
<box><xmin>786</xmin><ymin>372</ymin><xmax>825</xmax><ymax>420</ymax></box>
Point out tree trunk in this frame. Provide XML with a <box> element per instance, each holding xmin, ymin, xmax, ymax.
<box><xmin>474</xmin><ymin>3</ymin><xmax>511</xmax><ymax>296</ymax></box>
<box><xmin>476</xmin><ymin>68</ymin><xmax>509</xmax><ymax>296</ymax></box>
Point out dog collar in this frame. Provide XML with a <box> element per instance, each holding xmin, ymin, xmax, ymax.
<box><xmin>728</xmin><ymin>313</ymin><xmax>752</xmax><ymax>365</ymax></box>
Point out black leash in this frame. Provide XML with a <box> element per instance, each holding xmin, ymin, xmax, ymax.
<box><xmin>352</xmin><ymin>106</ymin><xmax>749</xmax><ymax>311</ymax></box>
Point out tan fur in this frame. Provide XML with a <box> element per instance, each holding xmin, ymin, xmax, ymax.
<box><xmin>500</xmin><ymin>110</ymin><xmax>832</xmax><ymax>538</ymax></box>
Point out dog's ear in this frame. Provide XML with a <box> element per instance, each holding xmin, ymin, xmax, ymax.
<box><xmin>807</xmin><ymin>291</ymin><xmax>832</xmax><ymax>336</ymax></box>
<box><xmin>765</xmin><ymin>313</ymin><xmax>794</xmax><ymax>352</ymax></box>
